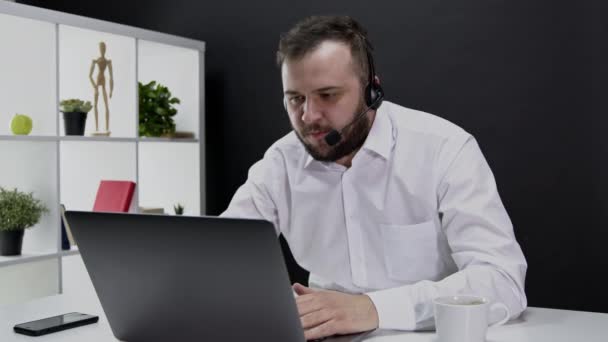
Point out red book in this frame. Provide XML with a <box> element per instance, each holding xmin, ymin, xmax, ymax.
<box><xmin>93</xmin><ymin>180</ymin><xmax>136</xmax><ymax>213</ymax></box>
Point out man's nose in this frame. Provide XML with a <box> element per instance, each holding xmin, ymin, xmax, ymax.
<box><xmin>301</xmin><ymin>98</ymin><xmax>323</xmax><ymax>124</ymax></box>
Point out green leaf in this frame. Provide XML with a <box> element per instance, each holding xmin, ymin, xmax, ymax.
<box><xmin>59</xmin><ymin>98</ymin><xmax>92</xmax><ymax>113</ymax></box>
<box><xmin>0</xmin><ymin>187</ymin><xmax>48</xmax><ymax>231</ymax></box>
<box><xmin>138</xmin><ymin>80</ymin><xmax>181</xmax><ymax>137</ymax></box>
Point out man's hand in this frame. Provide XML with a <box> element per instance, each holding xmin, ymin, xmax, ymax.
<box><xmin>293</xmin><ymin>283</ymin><xmax>379</xmax><ymax>340</ymax></box>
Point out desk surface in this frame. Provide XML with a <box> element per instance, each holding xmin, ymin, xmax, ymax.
<box><xmin>1</xmin><ymin>292</ymin><xmax>607</xmax><ymax>341</ymax></box>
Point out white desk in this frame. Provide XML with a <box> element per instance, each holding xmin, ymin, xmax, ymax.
<box><xmin>1</xmin><ymin>292</ymin><xmax>607</xmax><ymax>341</ymax></box>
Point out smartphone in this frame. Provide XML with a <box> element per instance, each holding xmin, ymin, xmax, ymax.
<box><xmin>13</xmin><ymin>312</ymin><xmax>99</xmax><ymax>336</ymax></box>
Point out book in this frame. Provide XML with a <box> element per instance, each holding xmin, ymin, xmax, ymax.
<box><xmin>139</xmin><ymin>206</ymin><xmax>164</xmax><ymax>214</ymax></box>
<box><xmin>60</xmin><ymin>204</ymin><xmax>74</xmax><ymax>248</ymax></box>
<box><xmin>173</xmin><ymin>131</ymin><xmax>195</xmax><ymax>139</ymax></box>
<box><xmin>60</xmin><ymin>220</ymin><xmax>70</xmax><ymax>250</ymax></box>
<box><xmin>92</xmin><ymin>180</ymin><xmax>136</xmax><ymax>213</ymax></box>
<box><xmin>156</xmin><ymin>131</ymin><xmax>195</xmax><ymax>139</ymax></box>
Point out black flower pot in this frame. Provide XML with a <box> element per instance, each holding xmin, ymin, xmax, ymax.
<box><xmin>62</xmin><ymin>111</ymin><xmax>87</xmax><ymax>136</ymax></box>
<box><xmin>0</xmin><ymin>230</ymin><xmax>25</xmax><ymax>256</ymax></box>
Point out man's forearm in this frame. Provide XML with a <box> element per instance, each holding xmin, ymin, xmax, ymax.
<box><xmin>367</xmin><ymin>264</ymin><xmax>527</xmax><ymax>330</ymax></box>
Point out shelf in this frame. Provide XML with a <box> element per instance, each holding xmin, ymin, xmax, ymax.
<box><xmin>138</xmin><ymin>137</ymin><xmax>199</xmax><ymax>143</ymax></box>
<box><xmin>0</xmin><ymin>251</ymin><xmax>58</xmax><ymax>268</ymax></box>
<box><xmin>138</xmin><ymin>39</ymin><xmax>200</xmax><ymax>138</ymax></box>
<box><xmin>0</xmin><ymin>247</ymin><xmax>80</xmax><ymax>268</ymax></box>
<box><xmin>59</xmin><ymin>25</ymin><xmax>137</xmax><ymax>138</ymax></box>
<box><xmin>60</xmin><ymin>136</ymin><xmax>137</xmax><ymax>143</ymax></box>
<box><xmin>62</xmin><ymin>136</ymin><xmax>198</xmax><ymax>143</ymax></box>
<box><xmin>0</xmin><ymin>11</ymin><xmax>56</xmax><ymax>137</ymax></box>
<box><xmin>0</xmin><ymin>135</ymin><xmax>58</xmax><ymax>142</ymax></box>
<box><xmin>0</xmin><ymin>135</ymin><xmax>199</xmax><ymax>143</ymax></box>
<box><xmin>0</xmin><ymin>1</ymin><xmax>205</xmax><ymax>304</ymax></box>
<box><xmin>59</xmin><ymin>246</ymin><xmax>80</xmax><ymax>257</ymax></box>
<box><xmin>139</xmin><ymin>142</ymin><xmax>201</xmax><ymax>215</ymax></box>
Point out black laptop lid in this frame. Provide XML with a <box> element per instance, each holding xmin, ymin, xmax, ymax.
<box><xmin>65</xmin><ymin>211</ymin><xmax>305</xmax><ymax>342</ymax></box>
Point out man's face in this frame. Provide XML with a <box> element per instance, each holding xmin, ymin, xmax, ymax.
<box><xmin>282</xmin><ymin>41</ymin><xmax>371</xmax><ymax>162</ymax></box>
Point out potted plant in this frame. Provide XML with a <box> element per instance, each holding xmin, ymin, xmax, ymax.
<box><xmin>139</xmin><ymin>81</ymin><xmax>181</xmax><ymax>138</ymax></box>
<box><xmin>0</xmin><ymin>187</ymin><xmax>48</xmax><ymax>256</ymax></box>
<box><xmin>59</xmin><ymin>99</ymin><xmax>93</xmax><ymax>136</ymax></box>
<box><xmin>173</xmin><ymin>203</ymin><xmax>184</xmax><ymax>215</ymax></box>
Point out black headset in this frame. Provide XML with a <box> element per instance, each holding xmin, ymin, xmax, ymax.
<box><xmin>363</xmin><ymin>39</ymin><xmax>384</xmax><ymax>110</ymax></box>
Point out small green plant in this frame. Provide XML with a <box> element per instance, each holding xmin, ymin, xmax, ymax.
<box><xmin>0</xmin><ymin>187</ymin><xmax>48</xmax><ymax>232</ymax></box>
<box><xmin>139</xmin><ymin>81</ymin><xmax>181</xmax><ymax>137</ymax></box>
<box><xmin>59</xmin><ymin>99</ymin><xmax>93</xmax><ymax>113</ymax></box>
<box><xmin>174</xmin><ymin>203</ymin><xmax>184</xmax><ymax>215</ymax></box>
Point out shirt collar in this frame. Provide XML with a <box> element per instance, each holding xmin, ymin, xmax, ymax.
<box><xmin>360</xmin><ymin>102</ymin><xmax>393</xmax><ymax>160</ymax></box>
<box><xmin>303</xmin><ymin>102</ymin><xmax>394</xmax><ymax>169</ymax></box>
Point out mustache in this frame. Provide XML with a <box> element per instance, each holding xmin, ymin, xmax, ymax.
<box><xmin>301</xmin><ymin>124</ymin><xmax>332</xmax><ymax>135</ymax></box>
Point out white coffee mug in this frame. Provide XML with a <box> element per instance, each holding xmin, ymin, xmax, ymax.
<box><xmin>433</xmin><ymin>295</ymin><xmax>510</xmax><ymax>342</ymax></box>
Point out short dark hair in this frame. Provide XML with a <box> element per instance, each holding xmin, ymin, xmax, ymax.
<box><xmin>277</xmin><ymin>16</ymin><xmax>373</xmax><ymax>85</ymax></box>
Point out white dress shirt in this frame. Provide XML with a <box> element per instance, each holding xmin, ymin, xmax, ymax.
<box><xmin>221</xmin><ymin>101</ymin><xmax>527</xmax><ymax>330</ymax></box>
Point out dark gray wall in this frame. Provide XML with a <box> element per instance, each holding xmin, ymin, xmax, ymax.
<box><xmin>20</xmin><ymin>0</ymin><xmax>608</xmax><ymax>313</ymax></box>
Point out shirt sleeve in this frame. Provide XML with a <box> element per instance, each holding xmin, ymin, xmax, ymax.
<box><xmin>220</xmin><ymin>149</ymin><xmax>285</xmax><ymax>235</ymax></box>
<box><xmin>367</xmin><ymin>135</ymin><xmax>528</xmax><ymax>330</ymax></box>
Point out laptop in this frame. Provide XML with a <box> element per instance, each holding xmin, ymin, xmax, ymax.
<box><xmin>66</xmin><ymin>211</ymin><xmax>369</xmax><ymax>342</ymax></box>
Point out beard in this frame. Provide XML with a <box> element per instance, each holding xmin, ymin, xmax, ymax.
<box><xmin>293</xmin><ymin>98</ymin><xmax>372</xmax><ymax>162</ymax></box>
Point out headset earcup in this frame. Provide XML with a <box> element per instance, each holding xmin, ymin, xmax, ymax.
<box><xmin>365</xmin><ymin>84</ymin><xmax>376</xmax><ymax>108</ymax></box>
<box><xmin>367</xmin><ymin>83</ymin><xmax>384</xmax><ymax>110</ymax></box>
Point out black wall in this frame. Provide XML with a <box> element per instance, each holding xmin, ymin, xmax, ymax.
<box><xmin>19</xmin><ymin>0</ymin><xmax>608</xmax><ymax>313</ymax></box>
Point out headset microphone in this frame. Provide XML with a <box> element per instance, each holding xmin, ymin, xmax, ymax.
<box><xmin>324</xmin><ymin>94</ymin><xmax>381</xmax><ymax>146</ymax></box>
<box><xmin>324</xmin><ymin>129</ymin><xmax>342</xmax><ymax>147</ymax></box>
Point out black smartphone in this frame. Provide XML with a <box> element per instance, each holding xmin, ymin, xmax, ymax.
<box><xmin>13</xmin><ymin>312</ymin><xmax>99</xmax><ymax>336</ymax></box>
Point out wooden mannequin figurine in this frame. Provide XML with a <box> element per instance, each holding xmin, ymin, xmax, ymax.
<box><xmin>89</xmin><ymin>41</ymin><xmax>113</xmax><ymax>136</ymax></box>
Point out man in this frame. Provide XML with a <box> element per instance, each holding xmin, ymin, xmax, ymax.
<box><xmin>222</xmin><ymin>16</ymin><xmax>527</xmax><ymax>340</ymax></box>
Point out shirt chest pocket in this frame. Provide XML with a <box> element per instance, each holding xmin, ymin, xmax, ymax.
<box><xmin>380</xmin><ymin>220</ymin><xmax>444</xmax><ymax>282</ymax></box>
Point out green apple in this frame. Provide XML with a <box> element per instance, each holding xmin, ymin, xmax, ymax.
<box><xmin>10</xmin><ymin>114</ymin><xmax>33</xmax><ymax>135</ymax></box>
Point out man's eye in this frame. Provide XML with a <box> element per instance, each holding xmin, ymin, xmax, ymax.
<box><xmin>320</xmin><ymin>93</ymin><xmax>334</xmax><ymax>99</ymax></box>
<box><xmin>289</xmin><ymin>96</ymin><xmax>304</xmax><ymax>105</ymax></box>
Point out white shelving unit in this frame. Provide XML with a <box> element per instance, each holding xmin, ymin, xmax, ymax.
<box><xmin>0</xmin><ymin>2</ymin><xmax>205</xmax><ymax>305</ymax></box>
